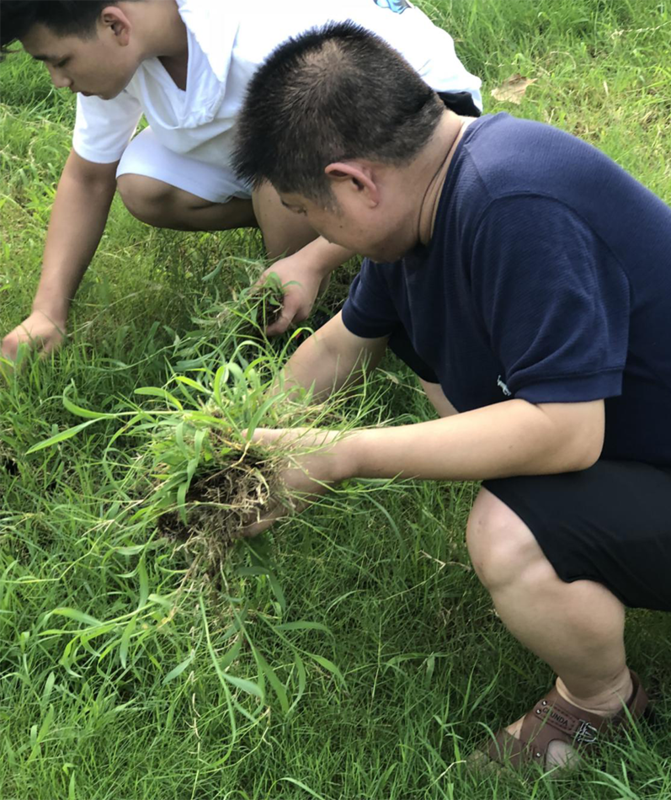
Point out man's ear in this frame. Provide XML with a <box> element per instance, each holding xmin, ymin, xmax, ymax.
<box><xmin>100</xmin><ymin>6</ymin><xmax>132</xmax><ymax>46</ymax></box>
<box><xmin>325</xmin><ymin>162</ymin><xmax>380</xmax><ymax>206</ymax></box>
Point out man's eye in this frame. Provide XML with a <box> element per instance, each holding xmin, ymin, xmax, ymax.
<box><xmin>55</xmin><ymin>58</ymin><xmax>69</xmax><ymax>68</ymax></box>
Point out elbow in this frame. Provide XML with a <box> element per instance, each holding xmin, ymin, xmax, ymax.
<box><xmin>64</xmin><ymin>149</ymin><xmax>118</xmax><ymax>192</ymax></box>
<box><xmin>569</xmin><ymin>447</ymin><xmax>601</xmax><ymax>472</ymax></box>
<box><xmin>560</xmin><ymin>428</ymin><xmax>604</xmax><ymax>473</ymax></box>
<box><xmin>533</xmin><ymin>399</ymin><xmax>606</xmax><ymax>474</ymax></box>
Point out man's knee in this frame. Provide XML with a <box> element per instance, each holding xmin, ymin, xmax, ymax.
<box><xmin>252</xmin><ymin>180</ymin><xmax>317</xmax><ymax>258</ymax></box>
<box><xmin>117</xmin><ymin>174</ymin><xmax>174</xmax><ymax>226</ymax></box>
<box><xmin>466</xmin><ymin>488</ymin><xmax>548</xmax><ymax>593</ymax></box>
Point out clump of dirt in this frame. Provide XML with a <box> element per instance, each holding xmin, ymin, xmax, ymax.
<box><xmin>0</xmin><ymin>457</ymin><xmax>18</xmax><ymax>476</ymax></box>
<box><xmin>157</xmin><ymin>445</ymin><xmax>281</xmax><ymax>572</ymax></box>
<box><xmin>0</xmin><ymin>442</ymin><xmax>18</xmax><ymax>476</ymax></box>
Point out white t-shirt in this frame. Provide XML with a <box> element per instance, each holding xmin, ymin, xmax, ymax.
<box><xmin>73</xmin><ymin>0</ymin><xmax>482</xmax><ymax>166</ymax></box>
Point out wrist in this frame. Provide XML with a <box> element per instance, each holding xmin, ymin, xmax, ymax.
<box><xmin>304</xmin><ymin>238</ymin><xmax>353</xmax><ymax>277</ymax></box>
<box><xmin>32</xmin><ymin>295</ymin><xmax>70</xmax><ymax>325</ymax></box>
<box><xmin>334</xmin><ymin>430</ymin><xmax>367</xmax><ymax>482</ymax></box>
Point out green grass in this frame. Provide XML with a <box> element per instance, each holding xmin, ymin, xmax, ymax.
<box><xmin>1</xmin><ymin>1</ymin><xmax>671</xmax><ymax>798</ymax></box>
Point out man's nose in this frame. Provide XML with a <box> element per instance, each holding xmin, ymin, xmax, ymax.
<box><xmin>47</xmin><ymin>65</ymin><xmax>72</xmax><ymax>89</ymax></box>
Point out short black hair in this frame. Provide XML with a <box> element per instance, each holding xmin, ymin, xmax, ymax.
<box><xmin>233</xmin><ymin>21</ymin><xmax>444</xmax><ymax>205</ymax></box>
<box><xmin>1</xmin><ymin>1</ymin><xmax>132</xmax><ymax>56</ymax></box>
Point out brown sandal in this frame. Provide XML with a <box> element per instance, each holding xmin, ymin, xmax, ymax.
<box><xmin>487</xmin><ymin>671</ymin><xmax>650</xmax><ymax>768</ymax></box>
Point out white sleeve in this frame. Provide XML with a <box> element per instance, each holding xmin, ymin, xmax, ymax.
<box><xmin>72</xmin><ymin>91</ymin><xmax>144</xmax><ymax>164</ymax></box>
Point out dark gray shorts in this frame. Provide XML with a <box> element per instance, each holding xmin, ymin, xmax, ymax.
<box><xmin>484</xmin><ymin>460</ymin><xmax>671</xmax><ymax>611</ymax></box>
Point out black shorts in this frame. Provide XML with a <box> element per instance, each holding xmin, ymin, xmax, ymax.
<box><xmin>438</xmin><ymin>90</ymin><xmax>482</xmax><ymax>117</ymax></box>
<box><xmin>484</xmin><ymin>460</ymin><xmax>671</xmax><ymax>612</ymax></box>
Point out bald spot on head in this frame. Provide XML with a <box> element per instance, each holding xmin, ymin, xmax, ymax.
<box><xmin>233</xmin><ymin>21</ymin><xmax>444</xmax><ymax>204</ymax></box>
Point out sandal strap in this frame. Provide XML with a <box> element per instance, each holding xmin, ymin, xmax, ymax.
<box><xmin>491</xmin><ymin>670</ymin><xmax>650</xmax><ymax>767</ymax></box>
<box><xmin>519</xmin><ymin>685</ymin><xmax>608</xmax><ymax>750</ymax></box>
<box><xmin>486</xmin><ymin>729</ymin><xmax>527</xmax><ymax>767</ymax></box>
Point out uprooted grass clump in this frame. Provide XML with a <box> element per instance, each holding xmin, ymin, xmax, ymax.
<box><xmin>148</xmin><ymin>416</ymin><xmax>285</xmax><ymax>576</ymax></box>
<box><xmin>133</xmin><ymin>363</ymin><xmax>382</xmax><ymax>583</ymax></box>
<box><xmin>156</xmin><ymin>431</ymin><xmax>278</xmax><ymax>562</ymax></box>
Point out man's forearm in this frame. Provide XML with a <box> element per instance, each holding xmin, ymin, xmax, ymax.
<box><xmin>343</xmin><ymin>399</ymin><xmax>605</xmax><ymax>482</ymax></box>
<box><xmin>32</xmin><ymin>150</ymin><xmax>118</xmax><ymax>322</ymax></box>
<box><xmin>280</xmin><ymin>324</ymin><xmax>364</xmax><ymax>399</ymax></box>
<box><xmin>278</xmin><ymin>313</ymin><xmax>386</xmax><ymax>400</ymax></box>
<box><xmin>299</xmin><ymin>237</ymin><xmax>355</xmax><ymax>277</ymax></box>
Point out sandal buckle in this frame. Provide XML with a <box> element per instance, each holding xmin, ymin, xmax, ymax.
<box><xmin>574</xmin><ymin>720</ymin><xmax>598</xmax><ymax>745</ymax></box>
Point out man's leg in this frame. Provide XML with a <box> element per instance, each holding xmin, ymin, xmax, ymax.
<box><xmin>466</xmin><ymin>487</ymin><xmax>633</xmax><ymax>767</ymax></box>
<box><xmin>117</xmin><ymin>174</ymin><xmax>318</xmax><ymax>256</ymax></box>
<box><xmin>117</xmin><ymin>173</ymin><xmax>256</xmax><ymax>231</ymax></box>
<box><xmin>252</xmin><ymin>180</ymin><xmax>319</xmax><ymax>258</ymax></box>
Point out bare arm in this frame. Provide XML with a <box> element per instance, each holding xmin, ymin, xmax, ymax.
<box><xmin>265</xmin><ymin>312</ymin><xmax>605</xmax><ymax>479</ymax></box>
<box><xmin>248</xmin><ymin>397</ymin><xmax>605</xmax><ymax>536</ymax></box>
<box><xmin>2</xmin><ymin>150</ymin><xmax>119</xmax><ymax>359</ymax></box>
<box><xmin>343</xmin><ymin>398</ymin><xmax>605</xmax><ymax>481</ymax></box>
<box><xmin>278</xmin><ymin>310</ymin><xmax>388</xmax><ymax>399</ymax></box>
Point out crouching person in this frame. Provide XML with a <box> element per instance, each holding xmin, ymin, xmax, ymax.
<box><xmin>233</xmin><ymin>23</ymin><xmax>671</xmax><ymax>769</ymax></box>
<box><xmin>0</xmin><ymin>0</ymin><xmax>481</xmax><ymax>358</ymax></box>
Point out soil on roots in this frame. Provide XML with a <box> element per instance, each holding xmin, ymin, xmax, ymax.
<box><xmin>157</xmin><ymin>450</ymin><xmax>279</xmax><ymax>572</ymax></box>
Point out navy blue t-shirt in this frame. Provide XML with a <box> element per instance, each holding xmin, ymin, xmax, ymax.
<box><xmin>342</xmin><ymin>113</ymin><xmax>671</xmax><ymax>466</ymax></box>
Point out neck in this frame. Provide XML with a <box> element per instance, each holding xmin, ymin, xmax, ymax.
<box><xmin>415</xmin><ymin>110</ymin><xmax>475</xmax><ymax>246</ymax></box>
<box><xmin>133</xmin><ymin>0</ymin><xmax>187</xmax><ymax>61</ymax></box>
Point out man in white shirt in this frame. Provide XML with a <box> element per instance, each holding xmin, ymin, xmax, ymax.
<box><xmin>0</xmin><ymin>0</ymin><xmax>481</xmax><ymax>358</ymax></box>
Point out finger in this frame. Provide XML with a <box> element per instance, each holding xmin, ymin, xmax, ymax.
<box><xmin>250</xmin><ymin>428</ymin><xmax>282</xmax><ymax>446</ymax></box>
<box><xmin>39</xmin><ymin>343</ymin><xmax>56</xmax><ymax>361</ymax></box>
<box><xmin>1</xmin><ymin>337</ymin><xmax>18</xmax><ymax>362</ymax></box>
<box><xmin>254</xmin><ymin>266</ymin><xmax>285</xmax><ymax>290</ymax></box>
<box><xmin>239</xmin><ymin>518</ymin><xmax>279</xmax><ymax>538</ymax></box>
<box><xmin>267</xmin><ymin>283</ymin><xmax>312</xmax><ymax>334</ymax></box>
<box><xmin>266</xmin><ymin>309</ymin><xmax>295</xmax><ymax>336</ymax></box>
<box><xmin>2</xmin><ymin>334</ymin><xmax>38</xmax><ymax>362</ymax></box>
<box><xmin>237</xmin><ymin>519</ymin><xmax>271</xmax><ymax>538</ymax></box>
<box><xmin>251</xmin><ymin>428</ymin><xmax>314</xmax><ymax>450</ymax></box>
<box><xmin>253</xmin><ymin>272</ymin><xmax>269</xmax><ymax>289</ymax></box>
<box><xmin>292</xmin><ymin>306</ymin><xmax>310</xmax><ymax>324</ymax></box>
<box><xmin>40</xmin><ymin>331</ymin><xmax>64</xmax><ymax>358</ymax></box>
<box><xmin>237</xmin><ymin>500</ymin><xmax>287</xmax><ymax>538</ymax></box>
<box><xmin>254</xmin><ymin>264</ymin><xmax>276</xmax><ymax>286</ymax></box>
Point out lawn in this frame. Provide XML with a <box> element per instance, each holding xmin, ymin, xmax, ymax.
<box><xmin>1</xmin><ymin>1</ymin><xmax>670</xmax><ymax>798</ymax></box>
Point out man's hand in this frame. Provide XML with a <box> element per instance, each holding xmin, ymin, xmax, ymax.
<box><xmin>241</xmin><ymin>427</ymin><xmax>356</xmax><ymax>537</ymax></box>
<box><xmin>1</xmin><ymin>310</ymin><xmax>67</xmax><ymax>361</ymax></box>
<box><xmin>259</xmin><ymin>253</ymin><xmax>330</xmax><ymax>336</ymax></box>
<box><xmin>2</xmin><ymin>151</ymin><xmax>118</xmax><ymax>365</ymax></box>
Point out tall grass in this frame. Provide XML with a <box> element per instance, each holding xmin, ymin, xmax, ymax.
<box><xmin>1</xmin><ymin>1</ymin><xmax>670</xmax><ymax>798</ymax></box>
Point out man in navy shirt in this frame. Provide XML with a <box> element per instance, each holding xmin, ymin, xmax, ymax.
<box><xmin>233</xmin><ymin>23</ymin><xmax>670</xmax><ymax>768</ymax></box>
